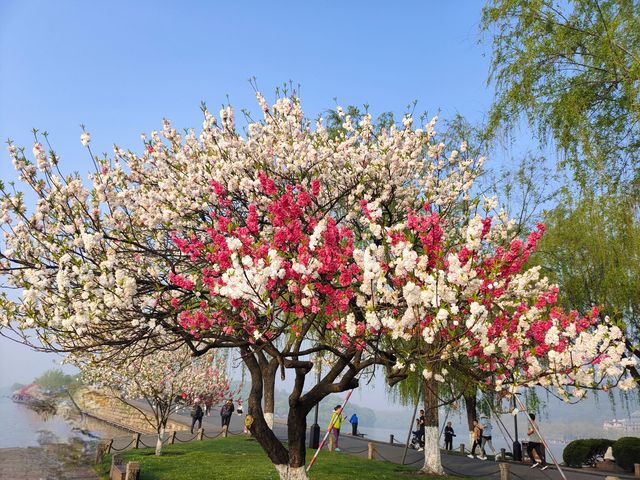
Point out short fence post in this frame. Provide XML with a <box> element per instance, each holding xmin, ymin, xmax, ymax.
<box><xmin>634</xmin><ymin>463</ymin><xmax>640</xmax><ymax>477</ymax></box>
<box><xmin>110</xmin><ymin>453</ymin><xmax>123</xmax><ymax>479</ymax></box>
<box><xmin>133</xmin><ymin>433</ymin><xmax>141</xmax><ymax>449</ymax></box>
<box><xmin>389</xmin><ymin>434</ymin><xmax>394</xmax><ymax>444</ymax></box>
<box><xmin>460</xmin><ymin>443</ymin><xmax>465</xmax><ymax>454</ymax></box>
<box><xmin>329</xmin><ymin>435</ymin><xmax>335</xmax><ymax>452</ymax></box>
<box><xmin>222</xmin><ymin>425</ymin><xmax>228</xmax><ymax>438</ymax></box>
<box><xmin>500</xmin><ymin>448</ymin><xmax>506</xmax><ymax>461</ymax></box>
<box><xmin>125</xmin><ymin>461</ymin><xmax>140</xmax><ymax>480</ymax></box>
<box><xmin>169</xmin><ymin>431</ymin><xmax>176</xmax><ymax>445</ymax></box>
<box><xmin>198</xmin><ymin>428</ymin><xmax>204</xmax><ymax>441</ymax></box>
<box><xmin>499</xmin><ymin>462</ymin><xmax>510</xmax><ymax>480</ymax></box>
<box><xmin>367</xmin><ymin>442</ymin><xmax>375</xmax><ymax>460</ymax></box>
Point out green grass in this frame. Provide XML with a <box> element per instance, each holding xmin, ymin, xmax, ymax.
<box><xmin>98</xmin><ymin>436</ymin><xmax>463</xmax><ymax>479</ymax></box>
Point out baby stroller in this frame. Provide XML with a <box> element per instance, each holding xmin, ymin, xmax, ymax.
<box><xmin>409</xmin><ymin>429</ymin><xmax>424</xmax><ymax>451</ymax></box>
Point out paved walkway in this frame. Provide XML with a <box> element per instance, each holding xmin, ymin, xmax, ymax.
<box><xmin>106</xmin><ymin>408</ymin><xmax>635</xmax><ymax>480</ymax></box>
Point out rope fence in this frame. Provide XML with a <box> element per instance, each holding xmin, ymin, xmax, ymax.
<box><xmin>108</xmin><ymin>439</ymin><xmax>135</xmax><ymax>452</ymax></box>
<box><xmin>338</xmin><ymin>447</ymin><xmax>369</xmax><ymax>454</ymax></box>
<box><xmin>138</xmin><ymin>438</ymin><xmax>155</xmax><ymax>449</ymax></box>
<box><xmin>97</xmin><ymin>426</ymin><xmax>241</xmax><ymax>459</ymax></box>
<box><xmin>373</xmin><ymin>449</ymin><xmax>397</xmax><ymax>463</ymax></box>
<box><xmin>404</xmin><ymin>456</ymin><xmax>424</xmax><ymax>465</ymax></box>
<box><xmin>444</xmin><ymin>465</ymin><xmax>502</xmax><ymax>478</ymax></box>
<box><xmin>173</xmin><ymin>432</ymin><xmax>200</xmax><ymax>443</ymax></box>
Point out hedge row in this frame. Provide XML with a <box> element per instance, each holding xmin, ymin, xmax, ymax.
<box><xmin>563</xmin><ymin>437</ymin><xmax>640</xmax><ymax>471</ymax></box>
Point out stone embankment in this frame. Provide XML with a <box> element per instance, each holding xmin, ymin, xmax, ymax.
<box><xmin>71</xmin><ymin>387</ymin><xmax>189</xmax><ymax>434</ymax></box>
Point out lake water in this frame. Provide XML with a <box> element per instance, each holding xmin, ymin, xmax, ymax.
<box><xmin>0</xmin><ymin>394</ymin><xmax>125</xmax><ymax>448</ymax></box>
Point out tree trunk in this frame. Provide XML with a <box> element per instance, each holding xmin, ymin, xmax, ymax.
<box><xmin>464</xmin><ymin>390</ymin><xmax>477</xmax><ymax>447</ymax></box>
<box><xmin>421</xmin><ymin>375</ymin><xmax>444</xmax><ymax>475</ymax></box>
<box><xmin>287</xmin><ymin>402</ymin><xmax>309</xmax><ymax>471</ymax></box>
<box><xmin>242</xmin><ymin>347</ymin><xmax>289</xmax><ymax>469</ymax></box>
<box><xmin>155</xmin><ymin>426</ymin><xmax>165</xmax><ymax>456</ymax></box>
<box><xmin>274</xmin><ymin>465</ymin><xmax>308</xmax><ymax>480</ymax></box>
<box><xmin>258</xmin><ymin>354</ymin><xmax>279</xmax><ymax>430</ymax></box>
<box><xmin>263</xmin><ymin>359</ymin><xmax>278</xmax><ymax>430</ymax></box>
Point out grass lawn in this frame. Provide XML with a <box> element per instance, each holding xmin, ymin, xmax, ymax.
<box><xmin>98</xmin><ymin>436</ymin><xmax>465</xmax><ymax>479</ymax></box>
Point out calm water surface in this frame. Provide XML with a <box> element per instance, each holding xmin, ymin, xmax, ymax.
<box><xmin>0</xmin><ymin>395</ymin><xmax>125</xmax><ymax>448</ymax></box>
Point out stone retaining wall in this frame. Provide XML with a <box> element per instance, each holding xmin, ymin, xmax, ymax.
<box><xmin>72</xmin><ymin>387</ymin><xmax>189</xmax><ymax>434</ymax></box>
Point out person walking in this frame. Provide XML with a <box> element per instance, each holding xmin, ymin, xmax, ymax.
<box><xmin>444</xmin><ymin>421</ymin><xmax>455</xmax><ymax>451</ymax></box>
<box><xmin>349</xmin><ymin>413</ymin><xmax>359</xmax><ymax>436</ymax></box>
<box><xmin>190</xmin><ymin>401</ymin><xmax>204</xmax><ymax>434</ymax></box>
<box><xmin>220</xmin><ymin>399</ymin><xmax>235</xmax><ymax>429</ymax></box>
<box><xmin>479</xmin><ymin>414</ymin><xmax>497</xmax><ymax>459</ymax></box>
<box><xmin>328</xmin><ymin>405</ymin><xmax>343</xmax><ymax>452</ymax></box>
<box><xmin>527</xmin><ymin>413</ymin><xmax>548</xmax><ymax>470</ymax></box>
<box><xmin>467</xmin><ymin>420</ymin><xmax>483</xmax><ymax>459</ymax></box>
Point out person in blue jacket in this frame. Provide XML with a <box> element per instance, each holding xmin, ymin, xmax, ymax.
<box><xmin>349</xmin><ymin>413</ymin><xmax>359</xmax><ymax>435</ymax></box>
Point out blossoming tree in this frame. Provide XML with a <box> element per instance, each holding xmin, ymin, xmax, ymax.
<box><xmin>77</xmin><ymin>347</ymin><xmax>230</xmax><ymax>455</ymax></box>
<box><xmin>0</xmin><ymin>93</ymin><xmax>636</xmax><ymax>478</ymax></box>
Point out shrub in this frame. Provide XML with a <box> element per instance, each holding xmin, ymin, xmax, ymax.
<box><xmin>562</xmin><ymin>438</ymin><xmax>616</xmax><ymax>467</ymax></box>
<box><xmin>612</xmin><ymin>437</ymin><xmax>640</xmax><ymax>471</ymax></box>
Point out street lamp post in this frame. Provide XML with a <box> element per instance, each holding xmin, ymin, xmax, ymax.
<box><xmin>308</xmin><ymin>357</ymin><xmax>321</xmax><ymax>448</ymax></box>
<box><xmin>512</xmin><ymin>394</ymin><xmax>522</xmax><ymax>461</ymax></box>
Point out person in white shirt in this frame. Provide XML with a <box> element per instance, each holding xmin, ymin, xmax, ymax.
<box><xmin>479</xmin><ymin>414</ymin><xmax>497</xmax><ymax>460</ymax></box>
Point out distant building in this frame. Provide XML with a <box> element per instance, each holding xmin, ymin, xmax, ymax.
<box><xmin>603</xmin><ymin>410</ymin><xmax>640</xmax><ymax>432</ymax></box>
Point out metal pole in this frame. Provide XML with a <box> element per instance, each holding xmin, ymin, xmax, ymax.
<box><xmin>512</xmin><ymin>395</ymin><xmax>522</xmax><ymax>461</ymax></box>
<box><xmin>308</xmin><ymin>357</ymin><xmax>321</xmax><ymax>448</ymax></box>
<box><xmin>306</xmin><ymin>389</ymin><xmax>354</xmax><ymax>472</ymax></box>
<box><xmin>401</xmin><ymin>394</ymin><xmax>422</xmax><ymax>465</ymax></box>
<box><xmin>514</xmin><ymin>394</ymin><xmax>568</xmax><ymax>480</ymax></box>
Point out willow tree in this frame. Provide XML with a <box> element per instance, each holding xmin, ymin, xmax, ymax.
<box><xmin>482</xmin><ymin>0</ymin><xmax>640</xmax><ymax>190</ymax></box>
<box><xmin>531</xmin><ymin>191</ymin><xmax>640</xmax><ymax>381</ymax></box>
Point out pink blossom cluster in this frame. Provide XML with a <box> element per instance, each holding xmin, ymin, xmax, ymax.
<box><xmin>171</xmin><ymin>177</ymin><xmax>360</xmax><ymax>344</ymax></box>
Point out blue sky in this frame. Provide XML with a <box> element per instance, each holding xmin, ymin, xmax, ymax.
<box><xmin>0</xmin><ymin>1</ymin><xmax>493</xmax><ymax>392</ymax></box>
<box><xmin>1</xmin><ymin>1</ymin><xmax>492</xmax><ymax>167</ymax></box>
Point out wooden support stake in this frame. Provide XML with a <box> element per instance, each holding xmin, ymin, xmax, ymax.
<box><xmin>328</xmin><ymin>435</ymin><xmax>335</xmax><ymax>452</ymax></box>
<box><xmin>169</xmin><ymin>431</ymin><xmax>176</xmax><ymax>445</ymax></box>
<box><xmin>367</xmin><ymin>442</ymin><xmax>375</xmax><ymax>460</ymax></box>
<box><xmin>499</xmin><ymin>462</ymin><xmax>510</xmax><ymax>480</ymax></box>
<box><xmin>198</xmin><ymin>428</ymin><xmax>204</xmax><ymax>441</ymax></box>
<box><xmin>389</xmin><ymin>434</ymin><xmax>394</xmax><ymax>444</ymax></box>
<box><xmin>222</xmin><ymin>425</ymin><xmax>228</xmax><ymax>438</ymax></box>
<box><xmin>634</xmin><ymin>463</ymin><xmax>640</xmax><ymax>477</ymax></box>
<box><xmin>500</xmin><ymin>448</ymin><xmax>506</xmax><ymax>461</ymax></box>
<box><xmin>460</xmin><ymin>443</ymin><xmax>465</xmax><ymax>454</ymax></box>
<box><xmin>95</xmin><ymin>441</ymin><xmax>106</xmax><ymax>464</ymax></box>
<box><xmin>132</xmin><ymin>433</ymin><xmax>141</xmax><ymax>449</ymax></box>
